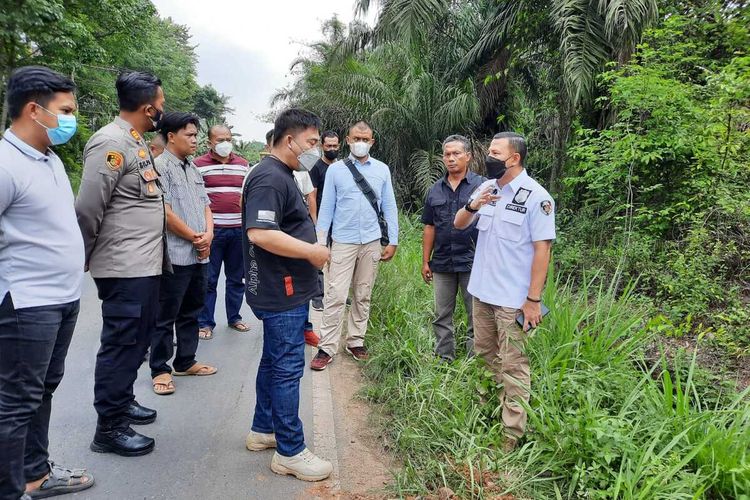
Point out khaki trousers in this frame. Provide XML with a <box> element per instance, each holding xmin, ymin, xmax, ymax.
<box><xmin>318</xmin><ymin>240</ymin><xmax>381</xmax><ymax>357</ymax></box>
<box><xmin>472</xmin><ymin>298</ymin><xmax>530</xmax><ymax>439</ymax></box>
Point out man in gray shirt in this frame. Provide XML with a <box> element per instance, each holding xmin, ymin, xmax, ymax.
<box><xmin>149</xmin><ymin>112</ymin><xmax>217</xmax><ymax>397</ymax></box>
<box><xmin>0</xmin><ymin>66</ymin><xmax>94</xmax><ymax>500</ymax></box>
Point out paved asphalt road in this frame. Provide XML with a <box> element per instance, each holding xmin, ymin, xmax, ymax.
<box><xmin>45</xmin><ymin>274</ymin><xmax>313</xmax><ymax>500</ymax></box>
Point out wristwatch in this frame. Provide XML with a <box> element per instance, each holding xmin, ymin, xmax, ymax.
<box><xmin>464</xmin><ymin>201</ymin><xmax>478</xmax><ymax>213</ymax></box>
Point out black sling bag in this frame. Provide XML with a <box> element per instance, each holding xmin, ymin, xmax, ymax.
<box><xmin>343</xmin><ymin>158</ymin><xmax>390</xmax><ymax>246</ymax></box>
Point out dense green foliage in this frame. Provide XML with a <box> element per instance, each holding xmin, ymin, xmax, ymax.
<box><xmin>276</xmin><ymin>0</ymin><xmax>749</xmax><ymax>354</ymax></box>
<box><xmin>366</xmin><ymin>218</ymin><xmax>749</xmax><ymax>498</ymax></box>
<box><xmin>0</xmin><ymin>0</ymin><xmax>234</xmax><ymax>186</ymax></box>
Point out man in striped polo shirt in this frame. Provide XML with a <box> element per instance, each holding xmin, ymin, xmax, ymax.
<box><xmin>194</xmin><ymin>124</ymin><xmax>251</xmax><ymax>339</ymax></box>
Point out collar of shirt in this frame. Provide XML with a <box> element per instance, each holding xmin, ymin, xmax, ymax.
<box><xmin>2</xmin><ymin>129</ymin><xmax>51</xmax><ymax>163</ymax></box>
<box><xmin>347</xmin><ymin>153</ymin><xmax>372</xmax><ymax>167</ymax></box>
<box><xmin>161</xmin><ymin>148</ymin><xmax>191</xmax><ymax>169</ymax></box>
<box><xmin>113</xmin><ymin>116</ymin><xmax>145</xmax><ymax>145</ymax></box>
<box><xmin>441</xmin><ymin>170</ymin><xmax>480</xmax><ymax>189</ymax></box>
<box><xmin>506</xmin><ymin>169</ymin><xmax>530</xmax><ymax>193</ymax></box>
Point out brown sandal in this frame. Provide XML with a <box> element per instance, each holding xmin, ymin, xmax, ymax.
<box><xmin>152</xmin><ymin>374</ymin><xmax>175</xmax><ymax>395</ymax></box>
<box><xmin>229</xmin><ymin>321</ymin><xmax>250</xmax><ymax>333</ymax></box>
<box><xmin>173</xmin><ymin>363</ymin><xmax>217</xmax><ymax>377</ymax></box>
<box><xmin>198</xmin><ymin>327</ymin><xmax>213</xmax><ymax>340</ymax></box>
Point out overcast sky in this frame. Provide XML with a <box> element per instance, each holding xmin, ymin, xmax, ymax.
<box><xmin>151</xmin><ymin>0</ymin><xmax>370</xmax><ymax>143</ymax></box>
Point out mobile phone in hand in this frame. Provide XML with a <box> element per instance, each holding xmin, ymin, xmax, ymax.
<box><xmin>516</xmin><ymin>303</ymin><xmax>550</xmax><ymax>329</ymax></box>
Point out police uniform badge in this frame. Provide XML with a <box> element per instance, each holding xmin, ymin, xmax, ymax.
<box><xmin>138</xmin><ymin>149</ymin><xmax>147</xmax><ymax>159</ymax></box>
<box><xmin>513</xmin><ymin>188</ymin><xmax>532</xmax><ymax>205</ymax></box>
<box><xmin>105</xmin><ymin>151</ymin><xmax>124</xmax><ymax>171</ymax></box>
<box><xmin>142</xmin><ymin>168</ymin><xmax>157</xmax><ymax>181</ymax></box>
<box><xmin>541</xmin><ymin>200</ymin><xmax>553</xmax><ymax>215</ymax></box>
<box><xmin>130</xmin><ymin>128</ymin><xmax>142</xmax><ymax>142</ymax></box>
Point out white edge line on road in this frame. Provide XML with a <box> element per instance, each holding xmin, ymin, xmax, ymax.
<box><xmin>312</xmin><ymin>365</ymin><xmax>341</xmax><ymax>491</ymax></box>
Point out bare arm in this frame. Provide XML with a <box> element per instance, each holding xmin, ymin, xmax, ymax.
<box><xmin>520</xmin><ymin>240</ymin><xmax>553</xmax><ymax>330</ymax></box>
<box><xmin>421</xmin><ymin>225</ymin><xmax>435</xmax><ymax>283</ymax></box>
<box><xmin>166</xmin><ymin>204</ymin><xmax>199</xmax><ymax>241</ymax></box>
<box><xmin>307</xmin><ymin>192</ymin><xmax>318</xmax><ymax>225</ymax></box>
<box><xmin>248</xmin><ymin>228</ymin><xmax>329</xmax><ymax>268</ymax></box>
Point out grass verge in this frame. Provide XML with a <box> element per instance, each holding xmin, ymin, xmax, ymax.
<box><xmin>364</xmin><ymin>217</ymin><xmax>750</xmax><ymax>499</ymax></box>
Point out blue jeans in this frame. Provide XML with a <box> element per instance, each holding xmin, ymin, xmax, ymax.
<box><xmin>250</xmin><ymin>303</ymin><xmax>307</xmax><ymax>457</ymax></box>
<box><xmin>0</xmin><ymin>293</ymin><xmax>79</xmax><ymax>500</ymax></box>
<box><xmin>199</xmin><ymin>227</ymin><xmax>245</xmax><ymax>329</ymax></box>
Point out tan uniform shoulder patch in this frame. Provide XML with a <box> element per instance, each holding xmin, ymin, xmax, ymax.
<box><xmin>105</xmin><ymin>151</ymin><xmax>125</xmax><ymax>171</ymax></box>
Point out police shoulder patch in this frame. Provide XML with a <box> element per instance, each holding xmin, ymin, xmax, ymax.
<box><xmin>105</xmin><ymin>151</ymin><xmax>124</xmax><ymax>171</ymax></box>
<box><xmin>540</xmin><ymin>200</ymin><xmax>553</xmax><ymax>215</ymax></box>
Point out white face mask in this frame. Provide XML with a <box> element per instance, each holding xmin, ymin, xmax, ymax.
<box><xmin>292</xmin><ymin>139</ymin><xmax>321</xmax><ymax>171</ymax></box>
<box><xmin>214</xmin><ymin>141</ymin><xmax>233</xmax><ymax>157</ymax></box>
<box><xmin>350</xmin><ymin>141</ymin><xmax>371</xmax><ymax>158</ymax></box>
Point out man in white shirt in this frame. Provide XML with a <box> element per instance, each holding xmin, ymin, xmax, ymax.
<box><xmin>454</xmin><ymin>132</ymin><xmax>555</xmax><ymax>451</ymax></box>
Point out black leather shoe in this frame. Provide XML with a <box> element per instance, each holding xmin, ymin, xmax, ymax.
<box><xmin>123</xmin><ymin>401</ymin><xmax>157</xmax><ymax>425</ymax></box>
<box><xmin>90</xmin><ymin>422</ymin><xmax>155</xmax><ymax>457</ymax></box>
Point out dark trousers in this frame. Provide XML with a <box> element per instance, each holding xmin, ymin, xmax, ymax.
<box><xmin>198</xmin><ymin>227</ymin><xmax>244</xmax><ymax>329</ymax></box>
<box><xmin>93</xmin><ymin>276</ymin><xmax>159</xmax><ymax>421</ymax></box>
<box><xmin>0</xmin><ymin>293</ymin><xmax>79</xmax><ymax>500</ymax></box>
<box><xmin>250</xmin><ymin>303</ymin><xmax>307</xmax><ymax>457</ymax></box>
<box><xmin>432</xmin><ymin>271</ymin><xmax>474</xmax><ymax>361</ymax></box>
<box><xmin>150</xmin><ymin>264</ymin><xmax>207</xmax><ymax>378</ymax></box>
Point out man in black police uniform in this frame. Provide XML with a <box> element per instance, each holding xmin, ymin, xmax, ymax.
<box><xmin>241</xmin><ymin>108</ymin><xmax>333</xmax><ymax>482</ymax></box>
<box><xmin>76</xmin><ymin>71</ymin><xmax>169</xmax><ymax>457</ymax></box>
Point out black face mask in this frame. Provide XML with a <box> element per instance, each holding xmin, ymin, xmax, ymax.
<box><xmin>148</xmin><ymin>106</ymin><xmax>163</xmax><ymax>132</ymax></box>
<box><xmin>486</xmin><ymin>155</ymin><xmax>508</xmax><ymax>179</ymax></box>
<box><xmin>324</xmin><ymin>150</ymin><xmax>338</xmax><ymax>161</ymax></box>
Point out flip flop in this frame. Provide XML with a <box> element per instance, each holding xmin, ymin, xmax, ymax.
<box><xmin>173</xmin><ymin>363</ymin><xmax>217</xmax><ymax>376</ymax></box>
<box><xmin>152</xmin><ymin>374</ymin><xmax>175</xmax><ymax>395</ymax></box>
<box><xmin>229</xmin><ymin>321</ymin><xmax>250</xmax><ymax>333</ymax></box>
<box><xmin>198</xmin><ymin>327</ymin><xmax>213</xmax><ymax>340</ymax></box>
<box><xmin>27</xmin><ymin>462</ymin><xmax>94</xmax><ymax>499</ymax></box>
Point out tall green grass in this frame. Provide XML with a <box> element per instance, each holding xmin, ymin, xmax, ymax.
<box><xmin>364</xmin><ymin>217</ymin><xmax>750</xmax><ymax>499</ymax></box>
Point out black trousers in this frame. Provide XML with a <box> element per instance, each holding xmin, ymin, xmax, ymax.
<box><xmin>93</xmin><ymin>276</ymin><xmax>160</xmax><ymax>421</ymax></box>
<box><xmin>0</xmin><ymin>293</ymin><xmax>79</xmax><ymax>500</ymax></box>
<box><xmin>150</xmin><ymin>264</ymin><xmax>207</xmax><ymax>378</ymax></box>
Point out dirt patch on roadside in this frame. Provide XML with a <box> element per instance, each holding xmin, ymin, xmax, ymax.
<box><xmin>302</xmin><ymin>354</ymin><xmax>398</xmax><ymax>500</ymax></box>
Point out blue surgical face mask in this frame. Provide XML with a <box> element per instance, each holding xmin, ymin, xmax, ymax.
<box><xmin>35</xmin><ymin>105</ymin><xmax>77</xmax><ymax>145</ymax></box>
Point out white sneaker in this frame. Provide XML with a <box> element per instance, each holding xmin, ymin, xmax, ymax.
<box><xmin>270</xmin><ymin>448</ymin><xmax>333</xmax><ymax>481</ymax></box>
<box><xmin>245</xmin><ymin>431</ymin><xmax>277</xmax><ymax>451</ymax></box>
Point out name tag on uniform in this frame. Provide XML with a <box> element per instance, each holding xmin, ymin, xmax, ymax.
<box><xmin>505</xmin><ymin>204</ymin><xmax>527</xmax><ymax>214</ymax></box>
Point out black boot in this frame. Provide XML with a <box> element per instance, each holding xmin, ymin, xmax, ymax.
<box><xmin>91</xmin><ymin>418</ymin><xmax>155</xmax><ymax>457</ymax></box>
<box><xmin>123</xmin><ymin>401</ymin><xmax>157</xmax><ymax>425</ymax></box>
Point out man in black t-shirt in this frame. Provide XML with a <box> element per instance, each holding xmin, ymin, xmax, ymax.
<box><xmin>241</xmin><ymin>109</ymin><xmax>332</xmax><ymax>482</ymax></box>
<box><xmin>308</xmin><ymin>130</ymin><xmax>340</xmax><ymax>311</ymax></box>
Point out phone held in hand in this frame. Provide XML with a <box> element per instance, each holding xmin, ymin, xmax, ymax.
<box><xmin>516</xmin><ymin>303</ymin><xmax>550</xmax><ymax>329</ymax></box>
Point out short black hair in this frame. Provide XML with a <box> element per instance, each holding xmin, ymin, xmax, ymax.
<box><xmin>348</xmin><ymin>120</ymin><xmax>373</xmax><ymax>135</ymax></box>
<box><xmin>6</xmin><ymin>66</ymin><xmax>76</xmax><ymax>120</ymax></box>
<box><xmin>322</xmin><ymin>130</ymin><xmax>339</xmax><ymax>142</ymax></box>
<box><xmin>116</xmin><ymin>71</ymin><xmax>162</xmax><ymax>112</ymax></box>
<box><xmin>208</xmin><ymin>124</ymin><xmax>231</xmax><ymax>140</ymax></box>
<box><xmin>442</xmin><ymin>134</ymin><xmax>471</xmax><ymax>152</ymax></box>
<box><xmin>158</xmin><ymin>111</ymin><xmax>200</xmax><ymax>141</ymax></box>
<box><xmin>493</xmin><ymin>132</ymin><xmax>527</xmax><ymax>164</ymax></box>
<box><xmin>272</xmin><ymin>109</ymin><xmax>321</xmax><ymax>146</ymax></box>
<box><xmin>265</xmin><ymin>128</ymin><xmax>275</xmax><ymax>147</ymax></box>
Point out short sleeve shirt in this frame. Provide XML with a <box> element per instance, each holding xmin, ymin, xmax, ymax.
<box><xmin>242</xmin><ymin>156</ymin><xmax>318</xmax><ymax>311</ymax></box>
<box><xmin>309</xmin><ymin>158</ymin><xmax>329</xmax><ymax>213</ymax></box>
<box><xmin>421</xmin><ymin>171</ymin><xmax>485</xmax><ymax>273</ymax></box>
<box><xmin>157</xmin><ymin>149</ymin><xmax>210</xmax><ymax>266</ymax></box>
<box><xmin>467</xmin><ymin>170</ymin><xmax>556</xmax><ymax>309</ymax></box>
